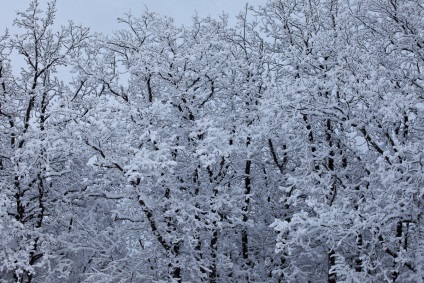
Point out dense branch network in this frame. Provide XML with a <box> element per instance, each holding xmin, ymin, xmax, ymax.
<box><xmin>0</xmin><ymin>0</ymin><xmax>423</xmax><ymax>282</ymax></box>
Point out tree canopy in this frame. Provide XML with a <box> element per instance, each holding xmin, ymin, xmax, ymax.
<box><xmin>0</xmin><ymin>0</ymin><xmax>423</xmax><ymax>282</ymax></box>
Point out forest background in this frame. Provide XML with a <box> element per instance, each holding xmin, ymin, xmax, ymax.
<box><xmin>0</xmin><ymin>0</ymin><xmax>423</xmax><ymax>282</ymax></box>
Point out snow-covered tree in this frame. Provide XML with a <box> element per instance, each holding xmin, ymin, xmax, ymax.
<box><xmin>259</xmin><ymin>0</ymin><xmax>424</xmax><ymax>281</ymax></box>
<box><xmin>0</xmin><ymin>1</ymin><xmax>93</xmax><ymax>282</ymax></box>
<box><xmin>1</xmin><ymin>0</ymin><xmax>423</xmax><ymax>282</ymax></box>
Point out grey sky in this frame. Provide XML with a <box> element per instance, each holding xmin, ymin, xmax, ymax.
<box><xmin>0</xmin><ymin>1</ymin><xmax>266</xmax><ymax>34</ymax></box>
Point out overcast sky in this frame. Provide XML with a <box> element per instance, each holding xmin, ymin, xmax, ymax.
<box><xmin>0</xmin><ymin>0</ymin><xmax>266</xmax><ymax>34</ymax></box>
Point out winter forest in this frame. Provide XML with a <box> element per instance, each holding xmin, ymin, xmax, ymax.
<box><xmin>0</xmin><ymin>0</ymin><xmax>423</xmax><ymax>282</ymax></box>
